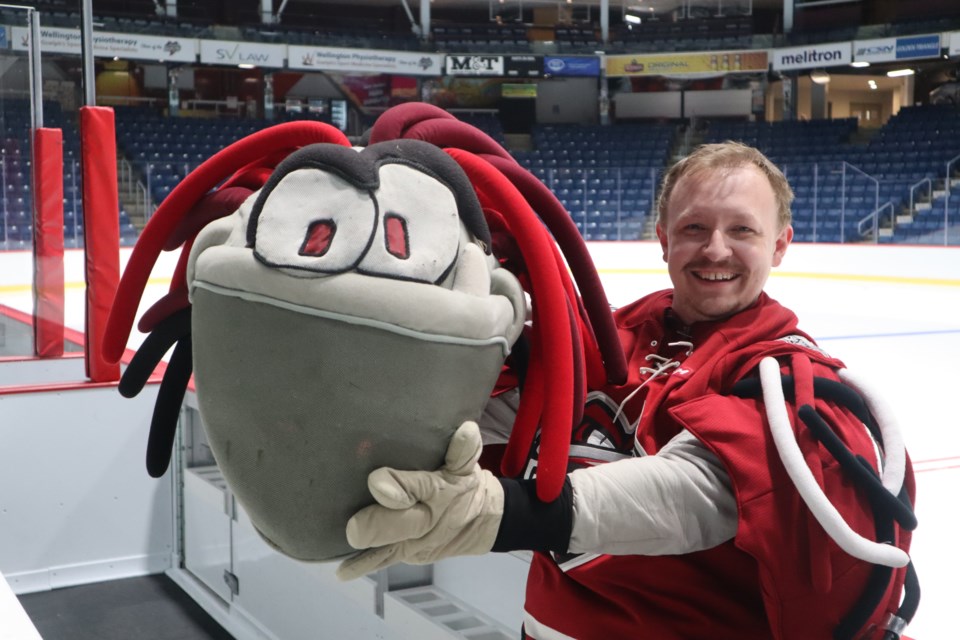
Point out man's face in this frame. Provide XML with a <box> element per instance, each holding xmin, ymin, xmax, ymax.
<box><xmin>656</xmin><ymin>164</ymin><xmax>792</xmax><ymax>325</ymax></box>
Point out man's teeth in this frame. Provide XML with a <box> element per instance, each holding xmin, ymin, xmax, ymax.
<box><xmin>696</xmin><ymin>272</ymin><xmax>736</xmax><ymax>281</ymax></box>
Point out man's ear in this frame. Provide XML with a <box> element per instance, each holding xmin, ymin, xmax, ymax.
<box><xmin>656</xmin><ymin>223</ymin><xmax>668</xmax><ymax>263</ymax></box>
<box><xmin>772</xmin><ymin>224</ymin><xmax>793</xmax><ymax>267</ymax></box>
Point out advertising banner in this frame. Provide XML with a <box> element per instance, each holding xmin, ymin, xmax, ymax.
<box><xmin>853</xmin><ymin>38</ymin><xmax>896</xmax><ymax>64</ymax></box>
<box><xmin>504</xmin><ymin>55</ymin><xmax>542</xmax><ymax>78</ymax></box>
<box><xmin>445</xmin><ymin>55</ymin><xmax>505</xmax><ymax>76</ymax></box>
<box><xmin>607</xmin><ymin>50</ymin><xmax>767</xmax><ymax>76</ymax></box>
<box><xmin>501</xmin><ymin>83</ymin><xmax>537</xmax><ymax>98</ymax></box>
<box><xmin>772</xmin><ymin>42</ymin><xmax>851</xmax><ymax>71</ymax></box>
<box><xmin>544</xmin><ymin>56</ymin><xmax>601</xmax><ymax>77</ymax></box>
<box><xmin>11</xmin><ymin>26</ymin><xmax>196</xmax><ymax>62</ymax></box>
<box><xmin>951</xmin><ymin>32</ymin><xmax>960</xmax><ymax>57</ymax></box>
<box><xmin>855</xmin><ymin>34</ymin><xmax>941</xmax><ymax>64</ymax></box>
<box><xmin>894</xmin><ymin>34</ymin><xmax>941</xmax><ymax>60</ymax></box>
<box><xmin>199</xmin><ymin>39</ymin><xmax>286</xmax><ymax>68</ymax></box>
<box><xmin>337</xmin><ymin>74</ymin><xmax>390</xmax><ymax>109</ymax></box>
<box><xmin>288</xmin><ymin>46</ymin><xmax>443</xmax><ymax>76</ymax></box>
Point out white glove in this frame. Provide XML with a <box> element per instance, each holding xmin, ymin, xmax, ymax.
<box><xmin>336</xmin><ymin>421</ymin><xmax>504</xmax><ymax>581</ymax></box>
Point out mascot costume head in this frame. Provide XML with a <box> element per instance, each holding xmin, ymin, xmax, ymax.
<box><xmin>103</xmin><ymin>103</ymin><xmax>626</xmax><ymax>562</ymax></box>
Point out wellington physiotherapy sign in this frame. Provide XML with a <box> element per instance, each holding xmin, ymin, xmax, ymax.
<box><xmin>11</xmin><ymin>25</ymin><xmax>196</xmax><ymax>62</ymax></box>
<box><xmin>288</xmin><ymin>46</ymin><xmax>443</xmax><ymax>76</ymax></box>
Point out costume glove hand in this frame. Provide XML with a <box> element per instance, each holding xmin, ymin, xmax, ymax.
<box><xmin>336</xmin><ymin>421</ymin><xmax>503</xmax><ymax>581</ymax></box>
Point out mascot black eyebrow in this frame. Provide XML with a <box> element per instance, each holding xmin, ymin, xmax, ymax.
<box><xmin>103</xmin><ymin>103</ymin><xmax>627</xmax><ymax>562</ymax></box>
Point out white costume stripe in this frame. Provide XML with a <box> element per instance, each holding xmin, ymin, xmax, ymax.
<box><xmin>524</xmin><ymin>611</ymin><xmax>580</xmax><ymax>640</ymax></box>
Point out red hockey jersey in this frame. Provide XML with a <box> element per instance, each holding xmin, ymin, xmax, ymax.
<box><xmin>522</xmin><ymin>290</ymin><xmax>914</xmax><ymax>640</ymax></box>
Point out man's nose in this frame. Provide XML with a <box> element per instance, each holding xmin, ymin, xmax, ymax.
<box><xmin>703</xmin><ymin>229</ymin><xmax>732</xmax><ymax>260</ymax></box>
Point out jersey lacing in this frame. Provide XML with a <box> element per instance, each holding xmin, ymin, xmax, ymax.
<box><xmin>612</xmin><ymin>340</ymin><xmax>694</xmax><ymax>424</ymax></box>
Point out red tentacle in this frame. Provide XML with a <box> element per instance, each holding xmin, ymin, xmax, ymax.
<box><xmin>485</xmin><ymin>155</ymin><xmax>627</xmax><ymax>385</ymax></box>
<box><xmin>449</xmin><ymin>148</ymin><xmax>574</xmax><ymax>501</ymax></box>
<box><xmin>369</xmin><ymin>107</ymin><xmax>624</xmax><ymax>385</ymax></box>
<box><xmin>367</xmin><ymin>102</ymin><xmax>459</xmax><ymax>143</ymax></box>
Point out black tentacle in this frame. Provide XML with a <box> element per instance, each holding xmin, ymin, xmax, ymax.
<box><xmin>731</xmin><ymin>375</ymin><xmax>882</xmax><ymax>446</ymax></box>
<box><xmin>145</xmin><ymin>334</ymin><xmax>194</xmax><ymax>478</ymax></box>
<box><xmin>798</xmin><ymin>405</ymin><xmax>917</xmax><ymax>530</ymax></box>
<box><xmin>118</xmin><ymin>308</ymin><xmax>192</xmax><ymax>399</ymax></box>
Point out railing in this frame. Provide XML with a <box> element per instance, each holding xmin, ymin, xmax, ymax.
<box><xmin>136</xmin><ymin>181</ymin><xmax>151</xmax><ymax>222</ymax></box>
<box><xmin>1</xmin><ymin>153</ymin><xmax>7</xmax><ymax>247</ymax></box>
<box><xmin>67</xmin><ymin>158</ymin><xmax>80</xmax><ymax>236</ymax></box>
<box><xmin>944</xmin><ymin>153</ymin><xmax>960</xmax><ymax>247</ymax></box>
<box><xmin>538</xmin><ymin>165</ymin><xmax>660</xmax><ymax>241</ymax></box>
<box><xmin>858</xmin><ymin>202</ymin><xmax>894</xmax><ymax>240</ymax></box>
<box><xmin>840</xmin><ymin>161</ymin><xmax>880</xmax><ymax>243</ymax></box>
<box><xmin>908</xmin><ymin>177</ymin><xmax>932</xmax><ymax>214</ymax></box>
<box><xmin>117</xmin><ymin>156</ymin><xmax>134</xmax><ymax>200</ymax></box>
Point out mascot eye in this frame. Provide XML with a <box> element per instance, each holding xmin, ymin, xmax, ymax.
<box><xmin>360</xmin><ymin>164</ymin><xmax>461</xmax><ymax>283</ymax></box>
<box><xmin>300</xmin><ymin>220</ymin><xmax>337</xmax><ymax>257</ymax></box>
<box><xmin>383</xmin><ymin>214</ymin><xmax>409</xmax><ymax>259</ymax></box>
<box><xmin>253</xmin><ymin>168</ymin><xmax>376</xmax><ymax>274</ymax></box>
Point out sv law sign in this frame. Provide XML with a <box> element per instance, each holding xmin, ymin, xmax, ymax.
<box><xmin>199</xmin><ymin>40</ymin><xmax>286</xmax><ymax>68</ymax></box>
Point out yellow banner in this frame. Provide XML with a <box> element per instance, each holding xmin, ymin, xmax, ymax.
<box><xmin>606</xmin><ymin>50</ymin><xmax>768</xmax><ymax>76</ymax></box>
<box><xmin>501</xmin><ymin>83</ymin><xmax>538</xmax><ymax>98</ymax></box>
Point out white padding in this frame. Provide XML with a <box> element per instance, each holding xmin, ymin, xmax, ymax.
<box><xmin>837</xmin><ymin>368</ymin><xmax>906</xmax><ymax>495</ymax></box>
<box><xmin>759</xmin><ymin>357</ymin><xmax>909</xmax><ymax>568</ymax></box>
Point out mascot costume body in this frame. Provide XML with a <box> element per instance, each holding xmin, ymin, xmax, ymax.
<box><xmin>103</xmin><ymin>103</ymin><xmax>627</xmax><ymax>561</ymax></box>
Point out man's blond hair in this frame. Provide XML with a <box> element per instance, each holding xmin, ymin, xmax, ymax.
<box><xmin>656</xmin><ymin>141</ymin><xmax>794</xmax><ymax>230</ymax></box>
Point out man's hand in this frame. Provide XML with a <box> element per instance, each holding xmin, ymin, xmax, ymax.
<box><xmin>336</xmin><ymin>421</ymin><xmax>504</xmax><ymax>581</ymax></box>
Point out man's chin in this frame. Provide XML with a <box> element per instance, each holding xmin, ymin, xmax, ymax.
<box><xmin>687</xmin><ymin>299</ymin><xmax>744</xmax><ymax>324</ymax></box>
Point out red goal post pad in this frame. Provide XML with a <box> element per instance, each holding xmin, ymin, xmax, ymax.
<box><xmin>80</xmin><ymin>106</ymin><xmax>121</xmax><ymax>382</ymax></box>
<box><xmin>32</xmin><ymin>127</ymin><xmax>65</xmax><ymax>358</ymax></box>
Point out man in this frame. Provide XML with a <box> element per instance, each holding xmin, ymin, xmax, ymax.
<box><xmin>337</xmin><ymin>142</ymin><xmax>917</xmax><ymax>640</ymax></box>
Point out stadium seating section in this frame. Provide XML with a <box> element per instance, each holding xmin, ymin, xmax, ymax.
<box><xmin>3</xmin><ymin>101</ymin><xmax>960</xmax><ymax>249</ymax></box>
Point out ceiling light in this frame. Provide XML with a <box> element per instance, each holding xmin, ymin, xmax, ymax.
<box><xmin>868</xmin><ymin>80</ymin><xmax>877</xmax><ymax>90</ymax></box>
<box><xmin>886</xmin><ymin>68</ymin><xmax>914</xmax><ymax>77</ymax></box>
<box><xmin>625</xmin><ymin>14</ymin><xmax>641</xmax><ymax>24</ymax></box>
<box><xmin>238</xmin><ymin>64</ymin><xmax>256</xmax><ymax>69</ymax></box>
<box><xmin>810</xmin><ymin>69</ymin><xmax>831</xmax><ymax>85</ymax></box>
<box><xmin>851</xmin><ymin>61</ymin><xmax>870</xmax><ymax>68</ymax></box>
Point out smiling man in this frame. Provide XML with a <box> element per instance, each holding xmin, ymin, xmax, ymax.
<box><xmin>656</xmin><ymin>141</ymin><xmax>793</xmax><ymax>325</ymax></box>
<box><xmin>339</xmin><ymin>142</ymin><xmax>918</xmax><ymax>640</ymax></box>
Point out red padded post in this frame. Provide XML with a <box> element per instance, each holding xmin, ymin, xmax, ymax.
<box><xmin>79</xmin><ymin>106</ymin><xmax>121</xmax><ymax>382</ymax></box>
<box><xmin>32</xmin><ymin>127</ymin><xmax>65</xmax><ymax>357</ymax></box>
